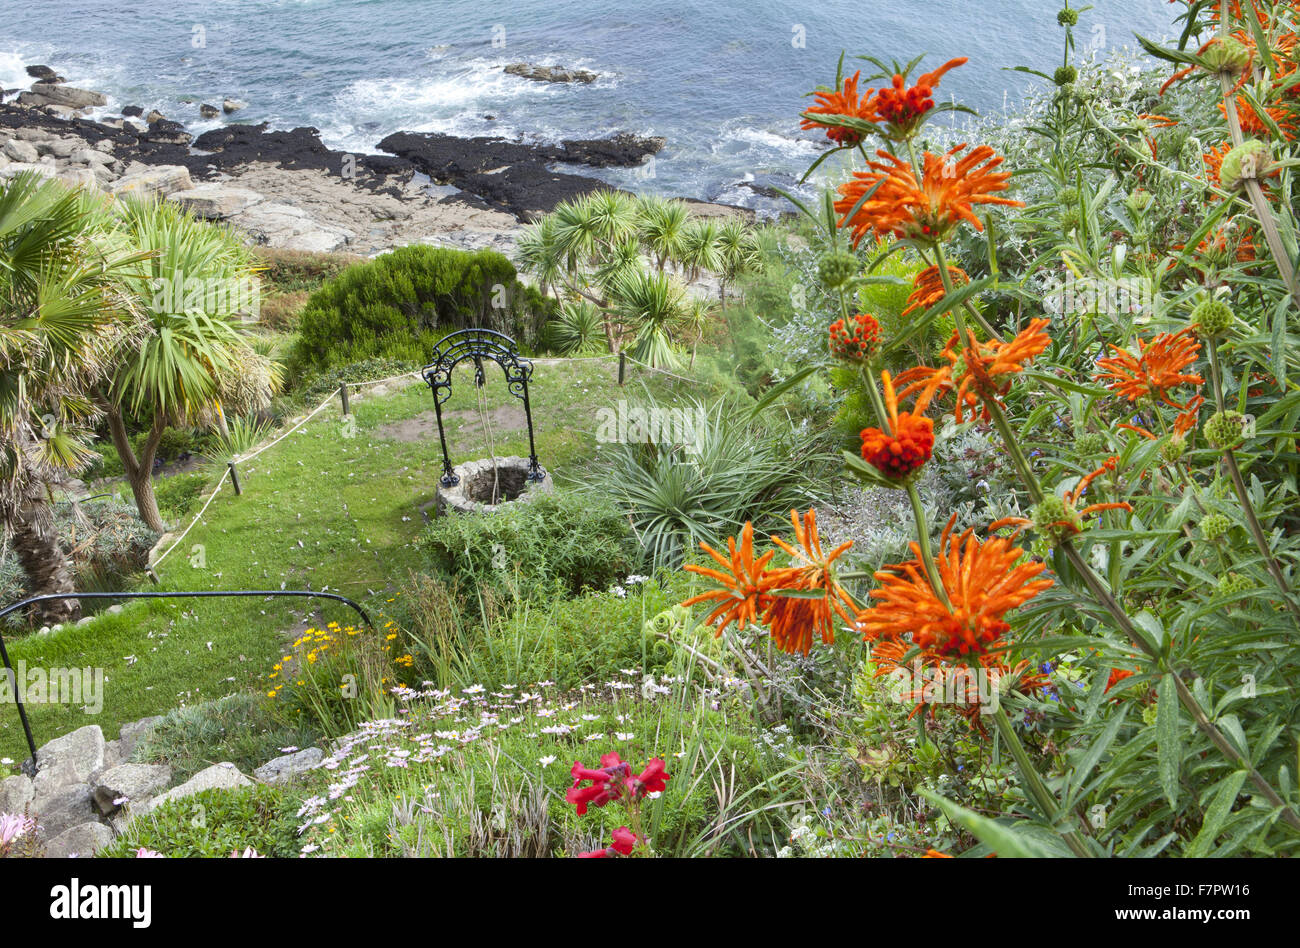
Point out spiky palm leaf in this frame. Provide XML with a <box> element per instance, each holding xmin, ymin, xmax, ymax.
<box><xmin>634</xmin><ymin>197</ymin><xmax>690</xmax><ymax>271</ymax></box>
<box><xmin>610</xmin><ymin>269</ymin><xmax>686</xmax><ymax>369</ymax></box>
<box><xmin>544</xmin><ymin>299</ymin><xmax>606</xmax><ymax>355</ymax></box>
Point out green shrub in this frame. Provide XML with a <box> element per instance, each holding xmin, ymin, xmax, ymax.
<box><xmin>292</xmin><ymin>356</ymin><xmax>419</xmax><ymax>403</ymax></box>
<box><xmin>441</xmin><ymin>571</ymin><xmax>691</xmax><ymax>690</ymax></box>
<box><xmin>289</xmin><ymin>245</ymin><xmax>557</xmax><ymax>375</ymax></box>
<box><xmin>99</xmin><ymin>784</ymin><xmax>302</xmax><ymax>858</ymax></box>
<box><xmin>132</xmin><ymin>693</ymin><xmax>321</xmax><ymax>784</ymax></box>
<box><xmin>419</xmin><ymin>491</ymin><xmax>635</xmax><ymax>601</ymax></box>
<box><xmin>152</xmin><ymin>472</ymin><xmax>211</xmax><ymax>520</ymax></box>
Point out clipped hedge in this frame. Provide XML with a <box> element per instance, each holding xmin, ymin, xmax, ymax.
<box><xmin>289</xmin><ymin>245</ymin><xmax>556</xmax><ymax>374</ymax></box>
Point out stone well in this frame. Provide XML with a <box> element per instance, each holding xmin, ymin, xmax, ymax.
<box><xmin>433</xmin><ymin>456</ymin><xmax>551</xmax><ymax>516</ymax></box>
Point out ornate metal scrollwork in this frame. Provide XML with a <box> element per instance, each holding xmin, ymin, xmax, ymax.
<box><xmin>421</xmin><ymin>328</ymin><xmax>546</xmax><ymax>486</ymax></box>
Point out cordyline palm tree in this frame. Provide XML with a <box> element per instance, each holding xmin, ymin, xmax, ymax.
<box><xmin>675</xmin><ymin>218</ymin><xmax>724</xmax><ymax>284</ymax></box>
<box><xmin>611</xmin><ymin>268</ymin><xmax>686</xmax><ymax>370</ymax></box>
<box><xmin>0</xmin><ymin>172</ymin><xmax>147</xmax><ymax>623</ymax></box>
<box><xmin>634</xmin><ymin>197</ymin><xmax>690</xmax><ymax>272</ymax></box>
<box><xmin>100</xmin><ymin>196</ymin><xmax>278</xmax><ymax>533</ymax></box>
<box><xmin>716</xmin><ymin>216</ymin><xmax>759</xmax><ymax>301</ymax></box>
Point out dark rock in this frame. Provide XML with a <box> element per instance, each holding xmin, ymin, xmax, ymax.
<box><xmin>26</xmin><ymin>65</ymin><xmax>64</xmax><ymax>84</ymax></box>
<box><xmin>375</xmin><ymin>130</ymin><xmax>661</xmax><ymax>220</ymax></box>
<box><xmin>144</xmin><ymin>119</ymin><xmax>191</xmax><ymax>145</ymax></box>
<box><xmin>121</xmin><ymin>105</ymin><xmax>143</xmax><ymax>117</ymax></box>
<box><xmin>199</xmin><ymin>103</ymin><xmax>220</xmax><ymax>119</ymax></box>
<box><xmin>505</xmin><ymin>63</ymin><xmax>598</xmax><ymax>84</ymax></box>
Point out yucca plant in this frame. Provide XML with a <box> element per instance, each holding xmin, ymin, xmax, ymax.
<box><xmin>589</xmin><ymin>392</ymin><xmax>826</xmax><ymax>568</ymax></box>
<box><xmin>0</xmin><ymin>172</ymin><xmax>148</xmax><ymax>620</ymax></box>
<box><xmin>676</xmin><ymin>219</ymin><xmax>724</xmax><ymax>283</ymax></box>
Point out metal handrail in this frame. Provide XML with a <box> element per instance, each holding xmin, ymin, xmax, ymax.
<box><xmin>0</xmin><ymin>590</ymin><xmax>375</xmax><ymax>775</ymax></box>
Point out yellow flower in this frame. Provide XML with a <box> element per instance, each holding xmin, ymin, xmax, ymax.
<box><xmin>266</xmin><ymin>691</ymin><xmax>277</xmax><ymax>698</ymax></box>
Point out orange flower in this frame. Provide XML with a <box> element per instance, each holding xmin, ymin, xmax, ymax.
<box><xmin>1224</xmin><ymin>94</ymin><xmax>1297</xmax><ymax>140</ymax></box>
<box><xmin>856</xmin><ymin>515</ymin><xmax>1053</xmax><ymax>661</ymax></box>
<box><xmin>834</xmin><ymin>144</ymin><xmax>1022</xmax><ymax>247</ymax></box>
<box><xmin>681</xmin><ymin>522</ymin><xmax>780</xmax><ymax>635</ymax></box>
<box><xmin>763</xmin><ymin>509</ymin><xmax>856</xmax><ymax>655</ymax></box>
<box><xmin>922</xmin><ymin>849</ymin><xmax>954</xmax><ymax>858</ymax></box>
<box><xmin>902</xmin><ymin>265</ymin><xmax>968</xmax><ymax>317</ymax></box>
<box><xmin>872</xmin><ymin>57</ymin><xmax>968</xmax><ymax>139</ymax></box>
<box><xmin>829</xmin><ymin>312</ymin><xmax>883</xmax><ymax>362</ymax></box>
<box><xmin>1174</xmin><ymin>394</ymin><xmax>1205</xmax><ymax>439</ymax></box>
<box><xmin>859</xmin><ymin>370</ymin><xmax>935</xmax><ymax>480</ymax></box>
<box><xmin>896</xmin><ymin>320</ymin><xmax>1052</xmax><ymax>423</ymax></box>
<box><xmin>800</xmin><ymin>71</ymin><xmax>879</xmax><ymax>147</ymax></box>
<box><xmin>682</xmin><ymin>511</ymin><xmax>854</xmax><ymax>656</ymax></box>
<box><xmin>1105</xmin><ymin>667</ymin><xmax>1135</xmax><ymax>693</ymax></box>
<box><xmin>1094</xmin><ymin>328</ymin><xmax>1203</xmax><ymax>407</ymax></box>
<box><xmin>1203</xmin><ymin>141</ymin><xmax>1231</xmax><ymax>188</ymax></box>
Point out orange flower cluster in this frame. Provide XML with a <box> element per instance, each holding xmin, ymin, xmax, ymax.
<box><xmin>800</xmin><ymin>58</ymin><xmax>967</xmax><ymax>146</ymax></box>
<box><xmin>800</xmin><ymin>71</ymin><xmax>878</xmax><ymax>147</ymax></box>
<box><xmin>872</xmin><ymin>58</ymin><xmax>968</xmax><ymax>137</ymax></box>
<box><xmin>1094</xmin><ymin>328</ymin><xmax>1204</xmax><ymax>407</ymax></box>
<box><xmin>895</xmin><ymin>320</ymin><xmax>1052</xmax><ymax>423</ymax></box>
<box><xmin>834</xmin><ymin>144</ymin><xmax>1021</xmax><ymax>246</ymax></box>
<box><xmin>997</xmin><ymin>457</ymin><xmax>1134</xmax><ymax>540</ymax></box>
<box><xmin>856</xmin><ymin>515</ymin><xmax>1052</xmax><ymax>661</ymax></box>
<box><xmin>902</xmin><ymin>265</ymin><xmax>968</xmax><ymax>317</ymax></box>
<box><xmin>828</xmin><ymin>312</ymin><xmax>883</xmax><ymax>362</ymax></box>
<box><xmin>859</xmin><ymin>371</ymin><xmax>934</xmax><ymax>480</ymax></box>
<box><xmin>682</xmin><ymin>510</ymin><xmax>854</xmax><ymax>655</ymax></box>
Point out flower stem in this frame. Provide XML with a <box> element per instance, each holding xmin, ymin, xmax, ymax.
<box><xmin>991</xmin><ymin>705</ymin><xmax>1093</xmax><ymax>857</ymax></box>
<box><xmin>1206</xmin><ymin>341</ymin><xmax>1300</xmax><ymax>624</ymax></box>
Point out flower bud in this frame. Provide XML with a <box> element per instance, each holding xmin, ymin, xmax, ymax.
<box><xmin>818</xmin><ymin>252</ymin><xmax>860</xmax><ymax>289</ymax></box>
<box><xmin>1074</xmin><ymin>432</ymin><xmax>1105</xmax><ymax>456</ymax></box>
<box><xmin>1218</xmin><ymin>140</ymin><xmax>1271</xmax><ymax>191</ymax></box>
<box><xmin>1199</xmin><ymin>513</ymin><xmax>1233</xmax><ymax>542</ymax></box>
<box><xmin>1201</xmin><ymin>37</ymin><xmax>1251</xmax><ymax>74</ymax></box>
<box><xmin>1054</xmin><ymin>65</ymin><xmax>1078</xmax><ymax>87</ymax></box>
<box><xmin>1191</xmin><ymin>298</ymin><xmax>1234</xmax><ymax>340</ymax></box>
<box><xmin>1216</xmin><ymin>572</ymin><xmax>1254</xmax><ymax>597</ymax></box>
<box><xmin>1205</xmin><ymin>410</ymin><xmax>1248</xmax><ymax>449</ymax></box>
<box><xmin>1057</xmin><ymin>8</ymin><xmax>1079</xmax><ymax>26</ymax></box>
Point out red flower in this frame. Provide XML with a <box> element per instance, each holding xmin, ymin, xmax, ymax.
<box><xmin>567</xmin><ymin>752</ymin><xmax>631</xmax><ymax>815</ymax></box>
<box><xmin>626</xmin><ymin>758</ymin><xmax>671</xmax><ymax>799</ymax></box>
<box><xmin>578</xmin><ymin>826</ymin><xmax>639</xmax><ymax>858</ymax></box>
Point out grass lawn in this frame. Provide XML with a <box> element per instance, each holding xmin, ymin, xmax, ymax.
<box><xmin>0</xmin><ymin>356</ymin><xmax>705</xmax><ymax>763</ymax></box>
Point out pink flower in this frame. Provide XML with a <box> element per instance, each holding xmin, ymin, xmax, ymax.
<box><xmin>229</xmin><ymin>847</ymin><xmax>265</xmax><ymax>858</ymax></box>
<box><xmin>135</xmin><ymin>847</ymin><xmax>164</xmax><ymax>858</ymax></box>
<box><xmin>0</xmin><ymin>813</ymin><xmax>35</xmax><ymax>850</ymax></box>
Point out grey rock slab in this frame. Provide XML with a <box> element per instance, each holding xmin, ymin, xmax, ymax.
<box><xmin>108</xmin><ymin>165</ymin><xmax>193</xmax><ymax>198</ymax></box>
<box><xmin>253</xmin><ymin>747</ymin><xmax>322</xmax><ymax>784</ymax></box>
<box><xmin>30</xmin><ymin>784</ymin><xmax>97</xmax><ymax>840</ymax></box>
<box><xmin>0</xmin><ymin>774</ymin><xmax>35</xmax><ymax>815</ymax></box>
<box><xmin>138</xmin><ymin>762</ymin><xmax>251</xmax><ymax>813</ymax></box>
<box><xmin>167</xmin><ymin>184</ymin><xmax>264</xmax><ymax>219</ymax></box>
<box><xmin>32</xmin><ymin>725</ymin><xmax>105</xmax><ymax>797</ymax></box>
<box><xmin>2</xmin><ymin>139</ymin><xmax>38</xmax><ymax>162</ymax></box>
<box><xmin>90</xmin><ymin>763</ymin><xmax>172</xmax><ymax>816</ymax></box>
<box><xmin>43</xmin><ymin>821</ymin><xmax>114</xmax><ymax>858</ymax></box>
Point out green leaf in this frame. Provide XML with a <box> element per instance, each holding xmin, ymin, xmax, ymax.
<box><xmin>1156</xmin><ymin>673</ymin><xmax>1181</xmax><ymax>809</ymax></box>
<box><xmin>1185</xmin><ymin>771</ymin><xmax>1248</xmax><ymax>858</ymax></box>
<box><xmin>921</xmin><ymin>790</ymin><xmax>1067</xmax><ymax>857</ymax></box>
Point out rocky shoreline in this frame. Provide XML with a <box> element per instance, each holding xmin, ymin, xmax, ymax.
<box><xmin>0</xmin><ymin>62</ymin><xmax>750</xmax><ymax>257</ymax></box>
